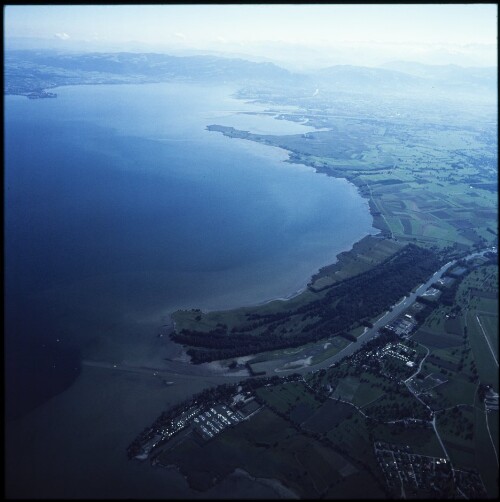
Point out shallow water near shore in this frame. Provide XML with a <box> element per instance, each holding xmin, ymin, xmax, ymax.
<box><xmin>5</xmin><ymin>82</ymin><xmax>374</xmax><ymax>497</ymax></box>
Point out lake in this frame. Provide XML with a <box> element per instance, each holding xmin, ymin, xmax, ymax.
<box><xmin>4</xmin><ymin>81</ymin><xmax>375</xmax><ymax>497</ymax></box>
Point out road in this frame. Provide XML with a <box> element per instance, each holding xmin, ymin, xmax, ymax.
<box><xmin>432</xmin><ymin>415</ymin><xmax>451</xmax><ymax>461</ymax></box>
<box><xmin>405</xmin><ymin>345</ymin><xmax>429</xmax><ymax>385</ymax></box>
<box><xmin>272</xmin><ymin>247</ymin><xmax>493</xmax><ymax>375</ymax></box>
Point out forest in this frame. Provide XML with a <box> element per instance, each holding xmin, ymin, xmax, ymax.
<box><xmin>172</xmin><ymin>244</ymin><xmax>443</xmax><ymax>363</ymax></box>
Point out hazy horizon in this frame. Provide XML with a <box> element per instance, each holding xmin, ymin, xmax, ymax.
<box><xmin>4</xmin><ymin>4</ymin><xmax>498</xmax><ymax>69</ymax></box>
<box><xmin>5</xmin><ymin>3</ymin><xmax>498</xmax><ymax>500</ymax></box>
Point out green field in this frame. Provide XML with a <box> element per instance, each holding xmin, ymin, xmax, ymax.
<box><xmin>457</xmin><ymin>266</ymin><xmax>499</xmax><ymax>392</ymax></box>
<box><xmin>160</xmin><ymin>261</ymin><xmax>499</xmax><ymax>498</ymax></box>
<box><xmin>363</xmin><ymin>387</ymin><xmax>430</xmax><ymax>422</ymax></box>
<box><xmin>404</xmin><ymin>262</ymin><xmax>498</xmax><ymax>497</ymax></box>
<box><xmin>467</xmin><ymin>312</ymin><xmax>499</xmax><ymax>391</ymax></box>
<box><xmin>255</xmin><ymin>381</ymin><xmax>321</xmax><ymax>418</ymax></box>
<box><xmin>371</xmin><ymin>422</ymin><xmax>444</xmax><ymax>458</ymax></box>
<box><xmin>474</xmin><ymin>406</ymin><xmax>499</xmax><ymax>498</ymax></box>
<box><xmin>352</xmin><ymin>375</ymin><xmax>387</xmax><ymax>408</ymax></box>
<box><xmin>160</xmin><ymin>81</ymin><xmax>498</xmax><ymax>497</ymax></box>
<box><xmin>413</xmin><ymin>329</ymin><xmax>463</xmax><ymax>349</ymax></box>
<box><xmin>157</xmin><ymin>406</ymin><xmax>367</xmax><ymax>498</ymax></box>
<box><xmin>433</xmin><ymin>378</ymin><xmax>478</xmax><ymax>409</ymax></box>
<box><xmin>308</xmin><ymin>235</ymin><xmax>403</xmax><ymax>290</ymax></box>
<box><xmin>326</xmin><ymin>413</ymin><xmax>379</xmax><ymax>473</ymax></box>
<box><xmin>331</xmin><ymin>376</ymin><xmax>360</xmax><ymax>402</ymax></box>
<box><xmin>436</xmin><ymin>406</ymin><xmax>477</xmax><ymax>468</ymax></box>
<box><xmin>303</xmin><ymin>399</ymin><xmax>355</xmax><ymax>433</ymax></box>
<box><xmin>477</xmin><ymin>314</ymin><xmax>499</xmax><ymax>355</ymax></box>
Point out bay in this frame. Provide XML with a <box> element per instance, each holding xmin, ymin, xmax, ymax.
<box><xmin>5</xmin><ymin>81</ymin><xmax>375</xmax><ymax>497</ymax></box>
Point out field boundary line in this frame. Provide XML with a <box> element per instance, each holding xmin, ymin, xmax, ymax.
<box><xmin>475</xmin><ymin>315</ymin><xmax>498</xmax><ymax>367</ymax></box>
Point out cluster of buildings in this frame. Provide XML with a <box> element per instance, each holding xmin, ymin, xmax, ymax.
<box><xmin>374</xmin><ymin>442</ymin><xmax>486</xmax><ymax>498</ymax></box>
<box><xmin>135</xmin><ymin>388</ymin><xmax>265</xmax><ymax>460</ymax></box>
<box><xmin>378</xmin><ymin>342</ymin><xmax>417</xmax><ymax>368</ymax></box>
<box><xmin>135</xmin><ymin>406</ymin><xmax>200</xmax><ymax>460</ymax></box>
<box><xmin>407</xmin><ymin>372</ymin><xmax>447</xmax><ymax>396</ymax></box>
<box><xmin>484</xmin><ymin>388</ymin><xmax>499</xmax><ymax>411</ymax></box>
<box><xmin>383</xmin><ymin>312</ymin><xmax>419</xmax><ymax>338</ymax></box>
<box><xmin>375</xmin><ymin>441</ymin><xmax>450</xmax><ymax>494</ymax></box>
<box><xmin>192</xmin><ymin>404</ymin><xmax>242</xmax><ymax>441</ymax></box>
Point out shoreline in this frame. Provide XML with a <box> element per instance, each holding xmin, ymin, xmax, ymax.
<box><xmin>170</xmin><ymin>123</ymin><xmax>382</xmax><ymax>320</ymax></box>
<box><xmin>169</xmin><ymin>228</ymin><xmax>378</xmax><ymax>319</ymax></box>
<box><xmin>231</xmin><ymin>468</ymin><xmax>300</xmax><ymax>499</ymax></box>
<box><xmin>10</xmin><ymin>87</ymin><xmax>380</xmax><ymax>408</ymax></box>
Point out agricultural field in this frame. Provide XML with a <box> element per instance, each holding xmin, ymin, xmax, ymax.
<box><xmin>156</xmin><ymin>404</ymin><xmax>373</xmax><ymax>498</ymax></box>
<box><xmin>255</xmin><ymin>381</ymin><xmax>321</xmax><ymax>421</ymax></box>
<box><xmin>457</xmin><ymin>264</ymin><xmax>499</xmax><ymax>392</ymax></box>
<box><xmin>473</xmin><ymin>406</ymin><xmax>499</xmax><ymax>497</ymax></box>
<box><xmin>305</xmin><ymin>257</ymin><xmax>497</xmax><ymax>496</ymax></box>
<box><xmin>325</xmin><ymin>412</ymin><xmax>378</xmax><ymax>471</ymax></box>
<box><xmin>408</xmin><ymin>260</ymin><xmax>498</xmax><ymax>496</ymax></box>
<box><xmin>171</xmin><ymin>85</ymin><xmax>497</xmax><ymax>364</ymax></box>
<box><xmin>436</xmin><ymin>405</ymin><xmax>477</xmax><ymax>468</ymax></box>
<box><xmin>433</xmin><ymin>402</ymin><xmax>498</xmax><ymax>498</ymax></box>
<box><xmin>155</xmin><ymin>74</ymin><xmax>497</xmax><ymax>498</ymax></box>
<box><xmin>363</xmin><ymin>388</ymin><xmax>431</xmax><ymax>422</ymax></box>
<box><xmin>370</xmin><ymin>421</ymin><xmax>444</xmax><ymax>458</ymax></box>
<box><xmin>152</xmin><ymin>258</ymin><xmax>498</xmax><ymax>498</ymax></box>
<box><xmin>214</xmin><ymin>88</ymin><xmax>498</xmax><ymax>257</ymax></box>
<box><xmin>303</xmin><ymin>399</ymin><xmax>356</xmax><ymax>433</ymax></box>
<box><xmin>411</xmin><ymin>264</ymin><xmax>498</xmax><ymax>407</ymax></box>
<box><xmin>308</xmin><ymin>235</ymin><xmax>404</xmax><ymax>290</ymax></box>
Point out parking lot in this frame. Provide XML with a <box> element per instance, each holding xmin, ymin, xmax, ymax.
<box><xmin>192</xmin><ymin>404</ymin><xmax>242</xmax><ymax>441</ymax></box>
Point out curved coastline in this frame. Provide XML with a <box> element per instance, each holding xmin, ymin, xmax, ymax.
<box><xmin>6</xmin><ymin>83</ymin><xmax>376</xmax><ymax>417</ymax></box>
<box><xmin>171</xmin><ymin>123</ymin><xmax>380</xmax><ymax>318</ymax></box>
<box><xmin>164</xmin><ymin>116</ymin><xmax>381</xmax><ymax>375</ymax></box>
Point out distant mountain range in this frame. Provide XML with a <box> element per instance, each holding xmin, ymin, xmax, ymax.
<box><xmin>381</xmin><ymin>61</ymin><xmax>497</xmax><ymax>91</ymax></box>
<box><xmin>4</xmin><ymin>49</ymin><xmax>497</xmax><ymax>98</ymax></box>
<box><xmin>311</xmin><ymin>64</ymin><xmax>428</xmax><ymax>91</ymax></box>
<box><xmin>4</xmin><ymin>50</ymin><xmax>299</xmax><ymax>95</ymax></box>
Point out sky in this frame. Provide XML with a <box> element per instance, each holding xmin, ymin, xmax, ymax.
<box><xmin>4</xmin><ymin>4</ymin><xmax>498</xmax><ymax>67</ymax></box>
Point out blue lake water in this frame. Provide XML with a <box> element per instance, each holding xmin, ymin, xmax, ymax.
<box><xmin>5</xmin><ymin>82</ymin><xmax>375</xmax><ymax>419</ymax></box>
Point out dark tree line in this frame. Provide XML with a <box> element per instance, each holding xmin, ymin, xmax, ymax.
<box><xmin>171</xmin><ymin>244</ymin><xmax>442</xmax><ymax>363</ymax></box>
